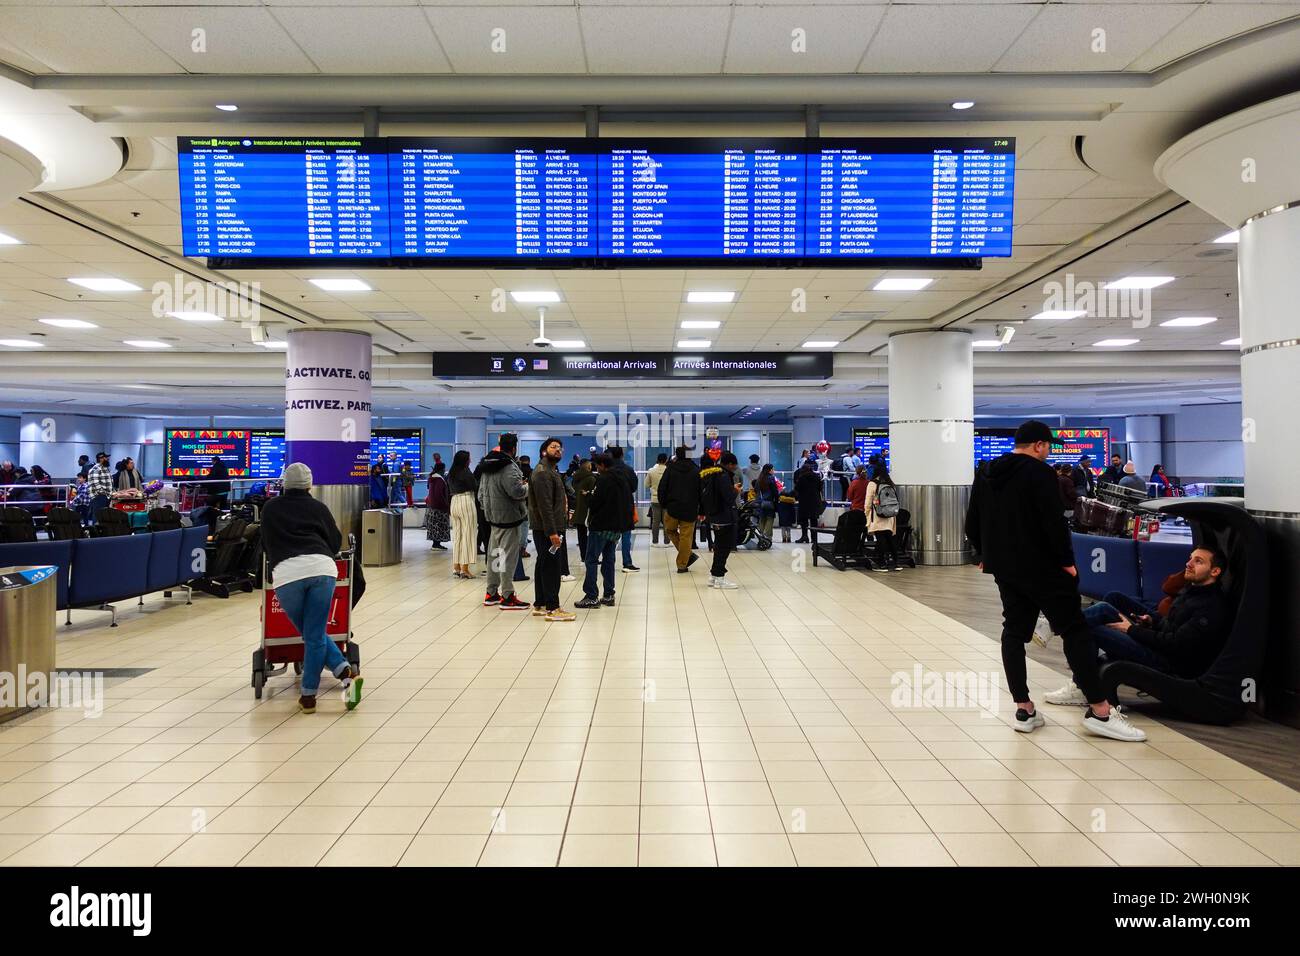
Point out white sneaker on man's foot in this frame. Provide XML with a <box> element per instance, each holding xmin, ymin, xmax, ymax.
<box><xmin>712</xmin><ymin>577</ymin><xmax>738</xmax><ymax>590</ymax></box>
<box><xmin>1013</xmin><ymin>708</ymin><xmax>1045</xmax><ymax>733</ymax></box>
<box><xmin>1082</xmin><ymin>704</ymin><xmax>1147</xmax><ymax>742</ymax></box>
<box><xmin>1044</xmin><ymin>682</ymin><xmax>1089</xmax><ymax>706</ymax></box>
<box><xmin>1030</xmin><ymin>615</ymin><xmax>1055</xmax><ymax>649</ymax></box>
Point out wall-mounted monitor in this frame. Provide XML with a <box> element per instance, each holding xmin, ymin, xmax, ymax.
<box><xmin>369</xmin><ymin>428</ymin><xmax>422</xmax><ymax>473</ymax></box>
<box><xmin>164</xmin><ymin>429</ymin><xmax>251</xmax><ymax>478</ymax></box>
<box><xmin>1047</xmin><ymin>428</ymin><xmax>1111</xmax><ymax>474</ymax></box>
<box><xmin>179</xmin><ymin>136</ymin><xmax>1014</xmax><ymax>267</ymax></box>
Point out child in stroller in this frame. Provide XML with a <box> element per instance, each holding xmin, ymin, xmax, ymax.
<box><xmin>736</xmin><ymin>496</ymin><xmax>773</xmax><ymax>551</ymax></box>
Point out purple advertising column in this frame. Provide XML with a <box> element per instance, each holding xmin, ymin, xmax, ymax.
<box><xmin>285</xmin><ymin>329</ymin><xmax>372</xmax><ymax>543</ymax></box>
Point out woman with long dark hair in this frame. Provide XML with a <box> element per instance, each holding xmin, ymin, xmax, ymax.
<box><xmin>448</xmin><ymin>451</ymin><xmax>479</xmax><ymax>578</ymax></box>
<box><xmin>1150</xmin><ymin>463</ymin><xmax>1172</xmax><ymax>497</ymax></box>
<box><xmin>866</xmin><ymin>461</ymin><xmax>902</xmax><ymax>571</ymax></box>
<box><xmin>424</xmin><ymin>460</ymin><xmax>451</xmax><ymax>552</ymax></box>
<box><xmin>755</xmin><ymin>463</ymin><xmax>778</xmax><ymax>541</ymax></box>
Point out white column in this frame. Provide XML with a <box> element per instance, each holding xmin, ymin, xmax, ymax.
<box><xmin>888</xmin><ymin>329</ymin><xmax>975</xmax><ymax>564</ymax></box>
<box><xmin>1124</xmin><ymin>414</ymin><xmax>1163</xmax><ymax>478</ymax></box>
<box><xmin>455</xmin><ymin>416</ymin><xmax>488</xmax><ymax>466</ymax></box>
<box><xmin>1156</xmin><ymin>92</ymin><xmax>1300</xmax><ymax>724</ymax></box>
<box><xmin>792</xmin><ymin>416</ymin><xmax>823</xmax><ymax>459</ymax></box>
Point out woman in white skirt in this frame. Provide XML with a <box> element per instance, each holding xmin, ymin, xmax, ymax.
<box><xmin>446</xmin><ymin>450</ymin><xmax>479</xmax><ymax>579</ymax></box>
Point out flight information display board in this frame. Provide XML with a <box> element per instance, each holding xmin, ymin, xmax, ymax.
<box><xmin>249</xmin><ymin>430</ymin><xmax>287</xmax><ymax>479</ymax></box>
<box><xmin>179</xmin><ymin>137</ymin><xmax>390</xmax><ymax>258</ymax></box>
<box><xmin>178</xmin><ymin>137</ymin><xmax>1015</xmax><ymax>264</ymax></box>
<box><xmin>164</xmin><ymin>429</ymin><xmax>251</xmax><ymax>478</ymax></box>
<box><xmin>370</xmin><ymin>428</ymin><xmax>422</xmax><ymax>472</ymax></box>
<box><xmin>974</xmin><ymin>428</ymin><xmax>1016</xmax><ymax>464</ymax></box>
<box><xmin>851</xmin><ymin>428</ymin><xmax>891</xmax><ymax>465</ymax></box>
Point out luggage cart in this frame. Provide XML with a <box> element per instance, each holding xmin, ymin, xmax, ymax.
<box><xmin>252</xmin><ymin>538</ymin><xmax>360</xmax><ymax>699</ymax></box>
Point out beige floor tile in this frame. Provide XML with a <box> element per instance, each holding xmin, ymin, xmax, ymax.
<box><xmin>710</xmin><ymin>804</ymin><xmax>785</xmax><ymax>834</ymax></box>
<box><xmin>490</xmin><ymin>806</ymin><xmax>570</xmax><ymax>835</ymax></box>
<box><xmin>0</xmin><ymin>833</ymin><xmax>41</xmax><ymax>861</ymax></box>
<box><xmin>1191</xmin><ymin>803</ymin><xmax>1297</xmax><ymax>832</ymax></box>
<box><xmin>128</xmin><ymin>805</ymin><xmax>226</xmax><ymax>834</ymax></box>
<box><xmin>918</xmin><ymin>804</ymin><xmax>1003</xmax><ymax>833</ymax></box>
<box><xmin>478</xmin><ymin>834</ymin><xmax>562</xmax><ymax>867</ymax></box>
<box><xmin>847</xmin><ymin>804</ymin><xmax>930</xmax><ymax>833</ymax></box>
<box><xmin>1160</xmin><ymin>832</ymin><xmax>1278</xmax><ymax>866</ymax></box>
<box><xmin>638</xmin><ymin>805</ymin><xmax>712</xmax><ymax>834</ymax></box>
<box><xmin>938</xmin><ymin>833</ymin><xmax>1036</xmax><ymax>866</ymax></box>
<box><xmin>1237</xmin><ymin>831</ymin><xmax>1300</xmax><ymax>865</ymax></box>
<box><xmin>788</xmin><ymin>833</ymin><xmax>876</xmax><ymax>867</ymax></box>
<box><xmin>55</xmin><ymin>805</ymin><xmax>155</xmax><ymax>834</ymax></box>
<box><xmin>1128</xmin><ymin>803</ymin><xmax>1224</xmax><ymax>833</ymax></box>
<box><xmin>398</xmin><ymin>834</ymin><xmax>489</xmax><ymax>867</ymax></box>
<box><xmin>78</xmin><ymin>833</ymin><xmax>190</xmax><ymax>866</ymax></box>
<box><xmin>863</xmin><ymin>833</ymin><xmax>955</xmax><ymax>866</ymax></box>
<box><xmin>273</xmin><ymin>806</ymin><xmax>363</xmax><ymax>835</ymax></box>
<box><xmin>714</xmin><ymin>834</ymin><xmax>796</xmax><ymax>867</ymax></box>
<box><xmin>560</xmin><ymin>834</ymin><xmax>638</xmax><ymax>867</ymax></box>
<box><xmin>347</xmin><ymin>805</ymin><xmax>432</xmax><ymax>834</ymax></box>
<box><xmin>319</xmin><ymin>834</ymin><xmax>414</xmax><ymax>867</ymax></box>
<box><xmin>566</xmin><ymin>805</ymin><xmax>639</xmax><ymax>834</ymax></box>
<box><xmin>639</xmin><ymin>834</ymin><xmax>717</xmax><ymax>867</ymax></box>
<box><xmin>1055</xmin><ymin>803</ymin><xmax>1152</xmax><ymax>834</ymax></box>
<box><xmin>237</xmin><ymin>833</ymin><xmax>333</xmax><ymax>867</ymax></box>
<box><xmin>198</xmin><ymin>805</ymin><xmax>294</xmax><ymax>834</ymax></box>
<box><xmin>160</xmin><ymin>833</ymin><xmax>264</xmax><ymax>867</ymax></box>
<box><xmin>1258</xmin><ymin>804</ymin><xmax>1300</xmax><ymax>828</ymax></box>
<box><xmin>1088</xmin><ymin>832</ymin><xmax>1195</xmax><ymax>866</ymax></box>
<box><xmin>2</xmin><ymin>833</ymin><xmax>115</xmax><ymax>866</ymax></box>
<box><xmin>983</xmin><ymin>804</ymin><xmax>1074</xmax><ymax>833</ymax></box>
<box><xmin>504</xmin><ymin>781</ymin><xmax>575</xmax><ymax>806</ymax></box>
<box><xmin>1012</xmin><ymin>832</ymin><xmax>1116</xmax><ymax>866</ymax></box>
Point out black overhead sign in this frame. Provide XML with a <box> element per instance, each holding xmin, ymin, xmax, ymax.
<box><xmin>432</xmin><ymin>352</ymin><xmax>833</xmax><ymax>380</ymax></box>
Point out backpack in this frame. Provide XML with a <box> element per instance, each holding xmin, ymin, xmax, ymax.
<box><xmin>698</xmin><ymin>470</ymin><xmax>718</xmax><ymax>517</ymax></box>
<box><xmin>874</xmin><ymin>483</ymin><xmax>901</xmax><ymax>518</ymax></box>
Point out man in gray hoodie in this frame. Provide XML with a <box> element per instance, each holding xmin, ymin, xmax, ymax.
<box><xmin>477</xmin><ymin>432</ymin><xmax>530</xmax><ymax>609</ymax></box>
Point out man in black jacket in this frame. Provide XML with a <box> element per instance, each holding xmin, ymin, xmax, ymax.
<box><xmin>965</xmin><ymin>420</ymin><xmax>1146</xmax><ymax>742</ymax></box>
<box><xmin>1098</xmin><ymin>452</ymin><xmax>1124</xmax><ymax>487</ymax></box>
<box><xmin>577</xmin><ymin>453</ymin><xmax>633</xmax><ymax>609</ymax></box>
<box><xmin>701</xmin><ymin>451</ymin><xmax>741</xmax><ymax>590</ymax></box>
<box><xmin>657</xmin><ymin>446</ymin><xmax>702</xmax><ymax>573</ymax></box>
<box><xmin>1070</xmin><ymin>455</ymin><xmax>1096</xmax><ymax>499</ymax></box>
<box><xmin>607</xmin><ymin>445</ymin><xmax>640</xmax><ymax>572</ymax></box>
<box><xmin>526</xmin><ymin>437</ymin><xmax>574</xmax><ymax>622</ymax></box>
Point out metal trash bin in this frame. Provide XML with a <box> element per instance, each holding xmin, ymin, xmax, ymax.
<box><xmin>0</xmin><ymin>565</ymin><xmax>57</xmax><ymax>722</ymax></box>
<box><xmin>361</xmin><ymin>508</ymin><xmax>402</xmax><ymax>567</ymax></box>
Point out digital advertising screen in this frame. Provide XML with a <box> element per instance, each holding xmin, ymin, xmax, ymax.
<box><xmin>370</xmin><ymin>428</ymin><xmax>422</xmax><ymax>473</ymax></box>
<box><xmin>1048</xmin><ymin>427</ymin><xmax>1111</xmax><ymax>474</ymax></box>
<box><xmin>164</xmin><ymin>429</ymin><xmax>251</xmax><ymax>478</ymax></box>
<box><xmin>249</xmin><ymin>429</ymin><xmax>287</xmax><ymax>479</ymax></box>
<box><xmin>179</xmin><ymin>136</ymin><xmax>1015</xmax><ymax>265</ymax></box>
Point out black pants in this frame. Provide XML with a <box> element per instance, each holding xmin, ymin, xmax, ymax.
<box><xmin>575</xmin><ymin>524</ymin><xmax>588</xmax><ymax>562</ymax></box>
<box><xmin>710</xmin><ymin>523</ymin><xmax>735</xmax><ymax>577</ymax></box>
<box><xmin>995</xmin><ymin>573</ymin><xmax>1103</xmax><ymax>705</ymax></box>
<box><xmin>532</xmin><ymin>530</ymin><xmax>562</xmax><ymax>610</ymax></box>
<box><xmin>875</xmin><ymin>529</ymin><xmax>898</xmax><ymax>567</ymax></box>
<box><xmin>559</xmin><ymin>530</ymin><xmax>570</xmax><ymax>577</ymax></box>
<box><xmin>477</xmin><ymin>509</ymin><xmax>490</xmax><ymax>554</ymax></box>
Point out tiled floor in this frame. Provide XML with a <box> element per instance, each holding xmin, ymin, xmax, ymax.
<box><xmin>2</xmin><ymin>530</ymin><xmax>1297</xmax><ymax>867</ymax></box>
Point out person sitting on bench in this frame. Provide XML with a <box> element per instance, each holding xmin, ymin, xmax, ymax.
<box><xmin>1045</xmin><ymin>546</ymin><xmax>1231</xmax><ymax>704</ymax></box>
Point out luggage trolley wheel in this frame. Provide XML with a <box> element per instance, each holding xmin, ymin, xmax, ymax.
<box><xmin>346</xmin><ymin>641</ymin><xmax>361</xmax><ymax>672</ymax></box>
<box><xmin>757</xmin><ymin>536</ymin><xmax>772</xmax><ymax>551</ymax></box>
<box><xmin>293</xmin><ymin>662</ymin><xmax>303</xmax><ymax>675</ymax></box>
<box><xmin>252</xmin><ymin>649</ymin><xmax>265</xmax><ymax>699</ymax></box>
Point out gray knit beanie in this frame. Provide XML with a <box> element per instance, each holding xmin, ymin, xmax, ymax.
<box><xmin>282</xmin><ymin>462</ymin><xmax>312</xmax><ymax>491</ymax></box>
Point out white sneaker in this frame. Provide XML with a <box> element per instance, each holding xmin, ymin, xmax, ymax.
<box><xmin>560</xmin><ymin>574</ymin><xmax>575</xmax><ymax>582</ymax></box>
<box><xmin>1082</xmin><ymin>704</ymin><xmax>1147</xmax><ymax>742</ymax></box>
<box><xmin>712</xmin><ymin>577</ymin><xmax>738</xmax><ymax>590</ymax></box>
<box><xmin>1030</xmin><ymin>615</ymin><xmax>1055</xmax><ymax>649</ymax></box>
<box><xmin>1013</xmin><ymin>708</ymin><xmax>1045</xmax><ymax>733</ymax></box>
<box><xmin>1044</xmin><ymin>682</ymin><xmax>1088</xmax><ymax>706</ymax></box>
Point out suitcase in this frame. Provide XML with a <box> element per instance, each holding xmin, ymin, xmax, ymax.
<box><xmin>1077</xmin><ymin>498</ymin><xmax>1126</xmax><ymax>535</ymax></box>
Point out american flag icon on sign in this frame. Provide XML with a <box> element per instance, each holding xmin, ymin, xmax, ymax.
<box><xmin>533</xmin><ymin>359</ymin><xmax>548</xmax><ymax>370</ymax></box>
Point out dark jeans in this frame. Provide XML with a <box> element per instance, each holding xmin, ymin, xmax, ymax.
<box><xmin>532</xmin><ymin>530</ymin><xmax>562</xmax><ymax>610</ymax></box>
<box><xmin>1085</xmin><ymin>597</ymin><xmax>1173</xmax><ymax>671</ymax></box>
<box><xmin>583</xmin><ymin>533</ymin><xmax>617</xmax><ymax>600</ymax></box>
<box><xmin>995</xmin><ymin>572</ymin><xmax>1105</xmax><ymax>705</ymax></box>
<box><xmin>575</xmin><ymin>524</ymin><xmax>588</xmax><ymax>562</ymax></box>
<box><xmin>559</xmin><ymin>530</ymin><xmax>570</xmax><ymax>577</ymax></box>
<box><xmin>710</xmin><ymin>522</ymin><xmax>735</xmax><ymax>578</ymax></box>
<box><xmin>89</xmin><ymin>494</ymin><xmax>109</xmax><ymax>523</ymax></box>
<box><xmin>275</xmin><ymin>574</ymin><xmax>347</xmax><ymax>696</ymax></box>
<box><xmin>875</xmin><ymin>529</ymin><xmax>898</xmax><ymax>567</ymax></box>
<box><xmin>620</xmin><ymin>529</ymin><xmax>634</xmax><ymax>567</ymax></box>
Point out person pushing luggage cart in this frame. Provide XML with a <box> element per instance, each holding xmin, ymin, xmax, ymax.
<box><xmin>259</xmin><ymin>462</ymin><xmax>362</xmax><ymax>713</ymax></box>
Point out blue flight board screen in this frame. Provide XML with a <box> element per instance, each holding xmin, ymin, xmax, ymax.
<box><xmin>370</xmin><ymin>428</ymin><xmax>422</xmax><ymax>473</ymax></box>
<box><xmin>179</xmin><ymin>138</ymin><xmax>390</xmax><ymax>258</ymax></box>
<box><xmin>249</xmin><ymin>430</ymin><xmax>287</xmax><ymax>480</ymax></box>
<box><xmin>973</xmin><ymin>428</ymin><xmax>1016</xmax><ymax>465</ymax></box>
<box><xmin>600</xmin><ymin>141</ymin><xmax>804</xmax><ymax>257</ymax></box>
<box><xmin>178</xmin><ymin>137</ymin><xmax>1014</xmax><ymax>262</ymax></box>
<box><xmin>389</xmin><ymin>139</ymin><xmax>597</xmax><ymax>258</ymax></box>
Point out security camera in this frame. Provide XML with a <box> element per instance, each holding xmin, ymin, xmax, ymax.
<box><xmin>532</xmin><ymin>305</ymin><xmax>551</xmax><ymax>348</ymax></box>
<box><xmin>532</xmin><ymin>335</ymin><xmax>552</xmax><ymax>348</ymax></box>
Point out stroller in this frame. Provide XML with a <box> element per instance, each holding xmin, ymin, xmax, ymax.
<box><xmin>735</xmin><ymin>497</ymin><xmax>773</xmax><ymax>551</ymax></box>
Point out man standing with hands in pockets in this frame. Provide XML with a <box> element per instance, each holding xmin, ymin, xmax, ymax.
<box><xmin>527</xmin><ymin>437</ymin><xmax>576</xmax><ymax>622</ymax></box>
<box><xmin>965</xmin><ymin>420</ymin><xmax>1146</xmax><ymax>742</ymax></box>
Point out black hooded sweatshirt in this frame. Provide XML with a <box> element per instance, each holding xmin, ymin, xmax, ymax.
<box><xmin>657</xmin><ymin>457</ymin><xmax>701</xmax><ymax>521</ymax></box>
<box><xmin>965</xmin><ymin>452</ymin><xmax>1074</xmax><ymax>583</ymax></box>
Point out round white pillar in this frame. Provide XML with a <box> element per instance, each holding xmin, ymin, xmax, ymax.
<box><xmin>888</xmin><ymin>329</ymin><xmax>974</xmax><ymax>565</ymax></box>
<box><xmin>792</xmin><ymin>416</ymin><xmax>824</xmax><ymax>458</ymax></box>
<box><xmin>285</xmin><ymin>329</ymin><xmax>372</xmax><ymax>543</ymax></box>
<box><xmin>455</xmin><ymin>416</ymin><xmax>488</xmax><ymax>466</ymax></box>
<box><xmin>1124</xmin><ymin>414</ymin><xmax>1163</xmax><ymax>478</ymax></box>
<box><xmin>1156</xmin><ymin>92</ymin><xmax>1300</xmax><ymax>724</ymax></box>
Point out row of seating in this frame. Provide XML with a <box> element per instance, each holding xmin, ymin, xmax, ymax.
<box><xmin>1071</xmin><ymin>532</ymin><xmax>1189</xmax><ymax>603</ymax></box>
<box><xmin>0</xmin><ymin>525</ymin><xmax>209</xmax><ymax>627</ymax></box>
<box><xmin>0</xmin><ymin>504</ymin><xmax>184</xmax><ymax>543</ymax></box>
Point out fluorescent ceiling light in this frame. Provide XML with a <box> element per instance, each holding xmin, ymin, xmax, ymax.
<box><xmin>680</xmin><ymin>320</ymin><xmax>721</xmax><ymax>329</ymax></box>
<box><xmin>801</xmin><ymin>340</ymin><xmax>838</xmax><ymax>348</ymax></box>
<box><xmin>0</xmin><ymin>231</ymin><xmax>21</xmax><ymax>245</ymax></box>
<box><xmin>167</xmin><ymin>311</ymin><xmax>223</xmax><ymax>323</ymax></box>
<box><xmin>1102</xmin><ymin>276</ymin><xmax>1174</xmax><ymax>290</ymax></box>
<box><xmin>69</xmin><ymin>277</ymin><xmax>141</xmax><ymax>292</ymax></box>
<box><xmin>1029</xmin><ymin>309</ymin><xmax>1085</xmax><ymax>321</ymax></box>
<box><xmin>1213</xmin><ymin>231</ymin><xmax>1240</xmax><ymax>244</ymax></box>
<box><xmin>39</xmin><ymin>318</ymin><xmax>97</xmax><ymax>329</ymax></box>
<box><xmin>259</xmin><ymin>341</ymin><xmax>288</xmax><ymax>349</ymax></box>
<box><xmin>972</xmin><ymin>340</ymin><xmax>1003</xmax><ymax>348</ymax></box>
<box><xmin>873</xmin><ymin>277</ymin><xmax>933</xmax><ymax>291</ymax></box>
<box><xmin>309</xmin><ymin>278</ymin><xmax>371</xmax><ymax>292</ymax></box>
<box><xmin>685</xmin><ymin>291</ymin><xmax>735</xmax><ymax>304</ymax></box>
<box><xmin>951</xmin><ymin>101</ymin><xmax>975</xmax><ymax>110</ymax></box>
<box><xmin>1221</xmin><ymin>337</ymin><xmax>1242</xmax><ymax>346</ymax></box>
<box><xmin>1160</xmin><ymin>316</ymin><xmax>1216</xmax><ymax>327</ymax></box>
<box><xmin>123</xmin><ymin>339</ymin><xmax>171</xmax><ymax>349</ymax></box>
<box><xmin>215</xmin><ymin>104</ymin><xmax>238</xmax><ymax>112</ymax></box>
<box><xmin>1093</xmin><ymin>338</ymin><xmax>1140</xmax><ymax>347</ymax></box>
<box><xmin>510</xmin><ymin>290</ymin><xmax>560</xmax><ymax>304</ymax></box>
<box><xmin>550</xmin><ymin>340</ymin><xmax>586</xmax><ymax>348</ymax></box>
<box><xmin>677</xmin><ymin>339</ymin><xmax>712</xmax><ymax>348</ymax></box>
<box><xmin>0</xmin><ymin>339</ymin><xmax>43</xmax><ymax>348</ymax></box>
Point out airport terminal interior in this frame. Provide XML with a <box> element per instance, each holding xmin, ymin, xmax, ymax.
<box><xmin>0</xmin><ymin>0</ymin><xmax>1299</xmax><ymax>874</ymax></box>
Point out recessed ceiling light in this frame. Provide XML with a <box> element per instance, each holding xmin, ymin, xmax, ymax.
<box><xmin>39</xmin><ymin>318</ymin><xmax>97</xmax><ymax>330</ymax></box>
<box><xmin>0</xmin><ymin>231</ymin><xmax>21</xmax><ymax>245</ymax></box>
<box><xmin>309</xmin><ymin>278</ymin><xmax>371</xmax><ymax>292</ymax></box>
<box><xmin>215</xmin><ymin>104</ymin><xmax>239</xmax><ymax>112</ymax></box>
<box><xmin>0</xmin><ymin>338</ymin><xmax>43</xmax><ymax>348</ymax></box>
<box><xmin>801</xmin><ymin>340</ymin><xmax>838</xmax><ymax>348</ymax></box>
<box><xmin>69</xmin><ymin>277</ymin><xmax>142</xmax><ymax>292</ymax></box>
<box><xmin>680</xmin><ymin>320</ymin><xmax>722</xmax><ymax>329</ymax></box>
<box><xmin>874</xmin><ymin>278</ymin><xmax>933</xmax><ymax>291</ymax></box>
<box><xmin>951</xmin><ymin>101</ymin><xmax>975</xmax><ymax>110</ymax></box>
<box><xmin>1213</xmin><ymin>231</ymin><xmax>1240</xmax><ymax>244</ymax></box>
<box><xmin>259</xmin><ymin>341</ymin><xmax>288</xmax><ymax>349</ymax></box>
<box><xmin>1029</xmin><ymin>309</ymin><xmax>1085</xmax><ymax>321</ymax></box>
<box><xmin>550</xmin><ymin>340</ymin><xmax>586</xmax><ymax>349</ymax></box>
<box><xmin>686</xmin><ymin>291</ymin><xmax>735</xmax><ymax>304</ymax></box>
<box><xmin>123</xmin><ymin>339</ymin><xmax>171</xmax><ymax>349</ymax></box>
<box><xmin>167</xmin><ymin>311</ymin><xmax>224</xmax><ymax>323</ymax></box>
<box><xmin>1102</xmin><ymin>276</ymin><xmax>1175</xmax><ymax>290</ymax></box>
<box><xmin>1221</xmin><ymin>338</ymin><xmax>1242</xmax><ymax>346</ymax></box>
<box><xmin>972</xmin><ymin>340</ymin><xmax>1003</xmax><ymax>348</ymax></box>
<box><xmin>1160</xmin><ymin>316</ymin><xmax>1216</xmax><ymax>327</ymax></box>
<box><xmin>1093</xmin><ymin>339</ymin><xmax>1140</xmax><ymax>347</ymax></box>
<box><xmin>677</xmin><ymin>339</ymin><xmax>712</xmax><ymax>349</ymax></box>
<box><xmin>510</xmin><ymin>290</ymin><xmax>561</xmax><ymax>304</ymax></box>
